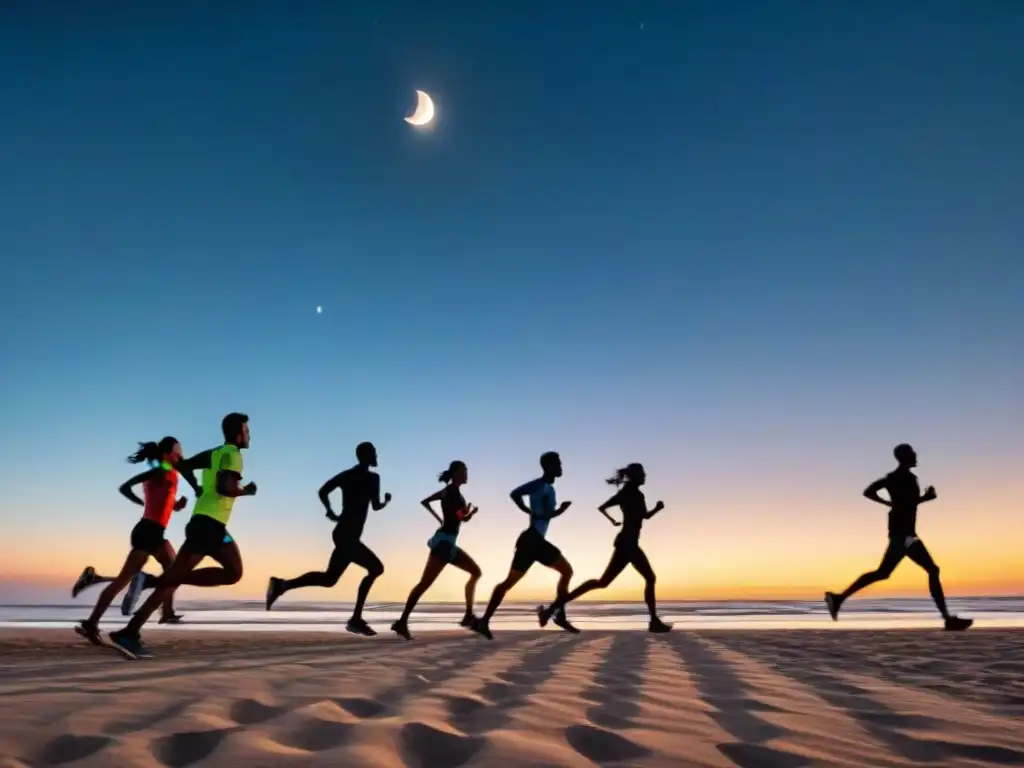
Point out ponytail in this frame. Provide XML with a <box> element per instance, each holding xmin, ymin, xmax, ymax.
<box><xmin>606</xmin><ymin>462</ymin><xmax>643</xmax><ymax>487</ymax></box>
<box><xmin>438</xmin><ymin>460</ymin><xmax>467</xmax><ymax>484</ymax></box>
<box><xmin>606</xmin><ymin>467</ymin><xmax>629</xmax><ymax>486</ymax></box>
<box><xmin>128</xmin><ymin>441</ymin><xmax>161</xmax><ymax>465</ymax></box>
<box><xmin>127</xmin><ymin>436</ymin><xmax>179</xmax><ymax>466</ymax></box>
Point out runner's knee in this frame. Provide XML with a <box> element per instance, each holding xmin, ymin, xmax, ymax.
<box><xmin>367</xmin><ymin>561</ymin><xmax>384</xmax><ymax>579</ymax></box>
<box><xmin>926</xmin><ymin>563</ymin><xmax>940</xmax><ymax>577</ymax></box>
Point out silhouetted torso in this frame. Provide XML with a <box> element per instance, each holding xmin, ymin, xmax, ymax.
<box><xmin>615</xmin><ymin>485</ymin><xmax>647</xmax><ymax>539</ymax></box>
<box><xmin>334</xmin><ymin>465</ymin><xmax>379</xmax><ymax>540</ymax></box>
<box><xmin>884</xmin><ymin>468</ymin><xmax>919</xmax><ymax>538</ymax></box>
<box><xmin>439</xmin><ymin>485</ymin><xmax>466</xmax><ymax>536</ymax></box>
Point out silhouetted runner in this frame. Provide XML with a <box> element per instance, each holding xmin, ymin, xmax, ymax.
<box><xmin>73</xmin><ymin>437</ymin><xmax>200</xmax><ymax>645</ymax></box>
<box><xmin>471</xmin><ymin>451</ymin><xmax>578</xmax><ymax>639</ymax></box>
<box><xmin>392</xmin><ymin>461</ymin><xmax>483</xmax><ymax>640</ymax></box>
<box><xmin>537</xmin><ymin>463</ymin><xmax>672</xmax><ymax>632</ymax></box>
<box><xmin>265</xmin><ymin>442</ymin><xmax>390</xmax><ymax>636</ymax></box>
<box><xmin>825</xmin><ymin>443</ymin><xmax>972</xmax><ymax>631</ymax></box>
<box><xmin>109</xmin><ymin>413</ymin><xmax>257</xmax><ymax>659</ymax></box>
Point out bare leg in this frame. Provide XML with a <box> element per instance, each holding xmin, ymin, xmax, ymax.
<box><xmin>84</xmin><ymin>550</ymin><xmax>150</xmax><ymax>626</ymax></box>
<box><xmin>451</xmin><ymin>549</ymin><xmax>482</xmax><ymax>622</ymax></box>
<box><xmin>906</xmin><ymin>541</ymin><xmax>949</xmax><ymax>619</ymax></box>
<box><xmin>397</xmin><ymin>555</ymin><xmax>447</xmax><ymax>626</ymax></box>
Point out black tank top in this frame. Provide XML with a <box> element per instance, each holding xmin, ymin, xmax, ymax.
<box><xmin>615</xmin><ymin>485</ymin><xmax>647</xmax><ymax>539</ymax></box>
<box><xmin>438</xmin><ymin>485</ymin><xmax>467</xmax><ymax>535</ymax></box>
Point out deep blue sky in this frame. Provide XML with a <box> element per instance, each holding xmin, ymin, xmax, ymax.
<box><xmin>1</xmin><ymin>1</ymin><xmax>1021</xmax><ymax>602</ymax></box>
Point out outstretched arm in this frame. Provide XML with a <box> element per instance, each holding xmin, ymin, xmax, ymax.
<box><xmin>420</xmin><ymin>489</ymin><xmax>445</xmax><ymax>525</ymax></box>
<box><xmin>863</xmin><ymin>478</ymin><xmax>891</xmax><ymax>507</ymax></box>
<box><xmin>597</xmin><ymin>493</ymin><xmax>622</xmax><ymax>527</ymax></box>
<box><xmin>118</xmin><ymin>468</ymin><xmax>161</xmax><ymax>506</ymax></box>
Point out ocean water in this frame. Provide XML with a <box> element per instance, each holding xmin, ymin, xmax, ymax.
<box><xmin>2</xmin><ymin>597</ymin><xmax>1023</xmax><ymax>632</ymax></box>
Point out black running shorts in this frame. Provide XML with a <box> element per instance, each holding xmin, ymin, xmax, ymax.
<box><xmin>511</xmin><ymin>528</ymin><xmax>563</xmax><ymax>573</ymax></box>
<box><xmin>129</xmin><ymin>518</ymin><xmax>166</xmax><ymax>555</ymax></box>
<box><xmin>184</xmin><ymin>514</ymin><xmax>233</xmax><ymax>557</ymax></box>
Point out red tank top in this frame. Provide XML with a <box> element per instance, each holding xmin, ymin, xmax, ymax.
<box><xmin>142</xmin><ymin>470</ymin><xmax>178</xmax><ymax>528</ymax></box>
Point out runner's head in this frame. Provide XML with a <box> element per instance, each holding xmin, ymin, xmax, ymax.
<box><xmin>606</xmin><ymin>462</ymin><xmax>646</xmax><ymax>487</ymax></box>
<box><xmin>894</xmin><ymin>443</ymin><xmax>917</xmax><ymax>468</ymax></box>
<box><xmin>438</xmin><ymin>460</ymin><xmax>468</xmax><ymax>486</ymax></box>
<box><xmin>540</xmin><ymin>451</ymin><xmax>562</xmax><ymax>480</ymax></box>
<box><xmin>222</xmin><ymin>412</ymin><xmax>250</xmax><ymax>449</ymax></box>
<box><xmin>356</xmin><ymin>441</ymin><xmax>377</xmax><ymax>467</ymax></box>
<box><xmin>127</xmin><ymin>437</ymin><xmax>182</xmax><ymax>467</ymax></box>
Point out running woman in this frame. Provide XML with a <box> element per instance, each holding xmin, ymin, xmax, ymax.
<box><xmin>73</xmin><ymin>438</ymin><xmax>199</xmax><ymax>644</ymax></box>
<box><xmin>108</xmin><ymin>413</ymin><xmax>257</xmax><ymax>659</ymax></box>
<box><xmin>471</xmin><ymin>451</ymin><xmax>577</xmax><ymax>640</ymax></box>
<box><xmin>825</xmin><ymin>444</ymin><xmax>972</xmax><ymax>631</ymax></box>
<box><xmin>392</xmin><ymin>461</ymin><xmax>483</xmax><ymax>640</ymax></box>
<box><xmin>265</xmin><ymin>442</ymin><xmax>391</xmax><ymax>636</ymax></box>
<box><xmin>537</xmin><ymin>463</ymin><xmax>672</xmax><ymax>632</ymax></box>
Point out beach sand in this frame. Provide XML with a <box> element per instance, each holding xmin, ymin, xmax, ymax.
<box><xmin>1</xmin><ymin>628</ymin><xmax>1022</xmax><ymax>767</ymax></box>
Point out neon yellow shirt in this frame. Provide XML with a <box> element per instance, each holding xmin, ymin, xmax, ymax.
<box><xmin>192</xmin><ymin>444</ymin><xmax>244</xmax><ymax>525</ymax></box>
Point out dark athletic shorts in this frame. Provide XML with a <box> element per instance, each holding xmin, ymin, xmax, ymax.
<box><xmin>511</xmin><ymin>528</ymin><xmax>562</xmax><ymax>573</ymax></box>
<box><xmin>613</xmin><ymin>531</ymin><xmax>641</xmax><ymax>556</ymax></box>
<box><xmin>184</xmin><ymin>514</ymin><xmax>234</xmax><ymax>557</ymax></box>
<box><xmin>130</xmin><ymin>518</ymin><xmax>166</xmax><ymax>555</ymax></box>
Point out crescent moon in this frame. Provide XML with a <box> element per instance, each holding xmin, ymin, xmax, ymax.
<box><xmin>404</xmin><ymin>90</ymin><xmax>435</xmax><ymax>126</ymax></box>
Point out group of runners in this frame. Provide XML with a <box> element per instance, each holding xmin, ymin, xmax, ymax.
<box><xmin>72</xmin><ymin>412</ymin><xmax>971</xmax><ymax>660</ymax></box>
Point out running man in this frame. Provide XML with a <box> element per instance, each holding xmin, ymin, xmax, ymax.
<box><xmin>471</xmin><ymin>451</ymin><xmax>577</xmax><ymax>639</ymax></box>
<box><xmin>108</xmin><ymin>413</ymin><xmax>256</xmax><ymax>659</ymax></box>
<box><xmin>392</xmin><ymin>461</ymin><xmax>482</xmax><ymax>640</ymax></box>
<box><xmin>73</xmin><ymin>437</ymin><xmax>200</xmax><ymax>644</ymax></box>
<box><xmin>825</xmin><ymin>443</ymin><xmax>972</xmax><ymax>631</ymax></box>
<box><xmin>537</xmin><ymin>463</ymin><xmax>672</xmax><ymax>632</ymax></box>
<box><xmin>265</xmin><ymin>442</ymin><xmax>390</xmax><ymax>636</ymax></box>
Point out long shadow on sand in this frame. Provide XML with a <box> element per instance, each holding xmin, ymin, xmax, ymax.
<box><xmin>443</xmin><ymin>633</ymin><xmax>581</xmax><ymax>736</ymax></box>
<box><xmin>582</xmin><ymin>632</ymin><xmax>645</xmax><ymax>730</ymax></box>
<box><xmin>711</xmin><ymin>636</ymin><xmax>1024</xmax><ymax>767</ymax></box>
<box><xmin>667</xmin><ymin>634</ymin><xmax>811</xmax><ymax>768</ymax></box>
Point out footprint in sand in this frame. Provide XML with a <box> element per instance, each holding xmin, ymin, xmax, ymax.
<box><xmin>565</xmin><ymin>724</ymin><xmax>650</xmax><ymax>766</ymax></box>
<box><xmin>228</xmin><ymin>698</ymin><xmax>288</xmax><ymax>726</ymax></box>
<box><xmin>479</xmin><ymin>681</ymin><xmax>514</xmax><ymax>702</ymax></box>
<box><xmin>150</xmin><ymin>728</ymin><xmax>236</xmax><ymax>768</ymax></box>
<box><xmin>333</xmin><ymin>697</ymin><xmax>389</xmax><ymax>719</ymax></box>
<box><xmin>718</xmin><ymin>742</ymin><xmax>813</xmax><ymax>768</ymax></box>
<box><xmin>399</xmin><ymin>722</ymin><xmax>483</xmax><ymax>768</ymax></box>
<box><xmin>106</xmin><ymin>699</ymin><xmax>197</xmax><ymax>735</ymax></box>
<box><xmin>37</xmin><ymin>734</ymin><xmax>114</xmax><ymax>766</ymax></box>
<box><xmin>275</xmin><ymin>718</ymin><xmax>355</xmax><ymax>753</ymax></box>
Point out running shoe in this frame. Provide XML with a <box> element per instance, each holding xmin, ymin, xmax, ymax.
<box><xmin>391</xmin><ymin>620</ymin><xmax>413</xmax><ymax>640</ymax></box>
<box><xmin>824</xmin><ymin>592</ymin><xmax>840</xmax><ymax>621</ymax></box>
<box><xmin>108</xmin><ymin>631</ymin><xmax>151</xmax><ymax>660</ymax></box>
<box><xmin>648</xmin><ymin>618</ymin><xmax>673</xmax><ymax>633</ymax></box>
<box><xmin>470</xmin><ymin>617</ymin><xmax>493</xmax><ymax>640</ymax></box>
<box><xmin>71</xmin><ymin>567</ymin><xmax>97</xmax><ymax>598</ymax></box>
<box><xmin>945</xmin><ymin>616</ymin><xmax>973</xmax><ymax>631</ymax></box>
<box><xmin>552</xmin><ymin>610</ymin><xmax>580</xmax><ymax>634</ymax></box>
<box><xmin>265</xmin><ymin>577</ymin><xmax>284</xmax><ymax>610</ymax></box>
<box><xmin>346</xmin><ymin>617</ymin><xmax>377</xmax><ymax>637</ymax></box>
<box><xmin>74</xmin><ymin>621</ymin><xmax>103</xmax><ymax>646</ymax></box>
